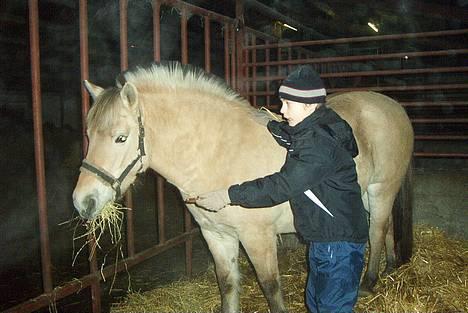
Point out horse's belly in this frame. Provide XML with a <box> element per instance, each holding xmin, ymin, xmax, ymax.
<box><xmin>186</xmin><ymin>203</ymin><xmax>295</xmax><ymax>235</ymax></box>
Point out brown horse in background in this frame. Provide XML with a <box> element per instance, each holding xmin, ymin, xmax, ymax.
<box><xmin>72</xmin><ymin>63</ymin><xmax>413</xmax><ymax>313</ymax></box>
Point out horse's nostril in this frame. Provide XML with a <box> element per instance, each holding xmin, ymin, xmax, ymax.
<box><xmin>81</xmin><ymin>196</ymin><xmax>97</xmax><ymax>219</ymax></box>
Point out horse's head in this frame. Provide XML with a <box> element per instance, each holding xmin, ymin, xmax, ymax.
<box><xmin>72</xmin><ymin>80</ymin><xmax>146</xmax><ymax>219</ymax></box>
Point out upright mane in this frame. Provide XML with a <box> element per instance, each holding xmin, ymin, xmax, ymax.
<box><xmin>87</xmin><ymin>62</ymin><xmax>276</xmax><ymax>131</ymax></box>
<box><xmin>123</xmin><ymin>62</ymin><xmax>250</xmax><ymax>106</ymax></box>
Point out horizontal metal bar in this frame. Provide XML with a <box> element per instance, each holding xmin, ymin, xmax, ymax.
<box><xmin>161</xmin><ymin>0</ymin><xmax>235</xmax><ymax>24</ymax></box>
<box><xmin>4</xmin><ymin>228</ymin><xmax>200</xmax><ymax>313</ymax></box>
<box><xmin>244</xmin><ymin>67</ymin><xmax>468</xmax><ymax>81</ymax></box>
<box><xmin>415</xmin><ymin>135</ymin><xmax>468</xmax><ymax>140</ymax></box>
<box><xmin>246</xmin><ymin>83</ymin><xmax>468</xmax><ymax>95</ymax></box>
<box><xmin>244</xmin><ymin>49</ymin><xmax>468</xmax><ymax>67</ymax></box>
<box><xmin>245</xmin><ymin>28</ymin><xmax>468</xmax><ymax>50</ymax></box>
<box><xmin>411</xmin><ymin>118</ymin><xmax>468</xmax><ymax>123</ymax></box>
<box><xmin>413</xmin><ymin>152</ymin><xmax>468</xmax><ymax>158</ymax></box>
<box><xmin>401</xmin><ymin>101</ymin><xmax>468</xmax><ymax>107</ymax></box>
<box><xmin>328</xmin><ymin>84</ymin><xmax>468</xmax><ymax>93</ymax></box>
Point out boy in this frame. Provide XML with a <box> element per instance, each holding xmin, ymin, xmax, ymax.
<box><xmin>196</xmin><ymin>65</ymin><xmax>368</xmax><ymax>312</ymax></box>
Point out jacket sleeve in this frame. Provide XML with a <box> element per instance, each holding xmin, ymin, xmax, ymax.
<box><xmin>228</xmin><ymin>139</ymin><xmax>335</xmax><ymax>208</ymax></box>
<box><xmin>267</xmin><ymin>121</ymin><xmax>292</xmax><ymax>148</ymax></box>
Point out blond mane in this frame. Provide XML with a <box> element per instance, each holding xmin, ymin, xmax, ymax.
<box><xmin>87</xmin><ymin>62</ymin><xmax>275</xmax><ymax>131</ymax></box>
<box><xmin>124</xmin><ymin>62</ymin><xmax>250</xmax><ymax>106</ymax></box>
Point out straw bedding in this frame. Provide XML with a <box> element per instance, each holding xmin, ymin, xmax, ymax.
<box><xmin>111</xmin><ymin>225</ymin><xmax>467</xmax><ymax>313</ymax></box>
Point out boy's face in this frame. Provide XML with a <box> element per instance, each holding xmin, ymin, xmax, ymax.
<box><xmin>280</xmin><ymin>99</ymin><xmax>318</xmax><ymax>127</ymax></box>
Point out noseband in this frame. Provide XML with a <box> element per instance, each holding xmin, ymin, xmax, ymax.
<box><xmin>80</xmin><ymin>112</ymin><xmax>146</xmax><ymax>200</ymax></box>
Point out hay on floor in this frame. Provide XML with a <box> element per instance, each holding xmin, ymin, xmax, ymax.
<box><xmin>111</xmin><ymin>225</ymin><xmax>467</xmax><ymax>313</ymax></box>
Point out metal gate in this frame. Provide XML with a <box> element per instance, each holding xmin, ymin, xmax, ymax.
<box><xmin>240</xmin><ymin>29</ymin><xmax>468</xmax><ymax>158</ymax></box>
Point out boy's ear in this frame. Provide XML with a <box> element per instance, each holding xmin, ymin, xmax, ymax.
<box><xmin>83</xmin><ymin>80</ymin><xmax>104</xmax><ymax>100</ymax></box>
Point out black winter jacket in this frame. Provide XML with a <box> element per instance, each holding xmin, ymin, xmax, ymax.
<box><xmin>228</xmin><ymin>105</ymin><xmax>369</xmax><ymax>243</ymax></box>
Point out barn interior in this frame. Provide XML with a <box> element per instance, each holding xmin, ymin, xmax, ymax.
<box><xmin>0</xmin><ymin>1</ymin><xmax>467</xmax><ymax>312</ymax></box>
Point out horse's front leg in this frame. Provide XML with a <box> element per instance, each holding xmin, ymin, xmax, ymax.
<box><xmin>240</xmin><ymin>229</ymin><xmax>288</xmax><ymax>313</ymax></box>
<box><xmin>201</xmin><ymin>227</ymin><xmax>240</xmax><ymax>313</ymax></box>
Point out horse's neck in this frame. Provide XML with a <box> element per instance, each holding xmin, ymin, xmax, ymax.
<box><xmin>141</xmin><ymin>90</ymin><xmax>262</xmax><ymax>195</ymax></box>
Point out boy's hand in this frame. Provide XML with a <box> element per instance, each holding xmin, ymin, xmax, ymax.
<box><xmin>195</xmin><ymin>189</ymin><xmax>230</xmax><ymax>212</ymax></box>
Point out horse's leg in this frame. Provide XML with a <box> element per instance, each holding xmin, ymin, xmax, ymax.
<box><xmin>201</xmin><ymin>228</ymin><xmax>241</xmax><ymax>313</ymax></box>
<box><xmin>360</xmin><ymin>182</ymin><xmax>398</xmax><ymax>296</ymax></box>
<box><xmin>383</xmin><ymin>214</ymin><xmax>396</xmax><ymax>276</ymax></box>
<box><xmin>239</xmin><ymin>231</ymin><xmax>287</xmax><ymax>313</ymax></box>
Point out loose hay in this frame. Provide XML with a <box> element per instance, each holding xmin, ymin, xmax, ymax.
<box><xmin>72</xmin><ymin>202</ymin><xmax>127</xmax><ymax>264</ymax></box>
<box><xmin>111</xmin><ymin>225</ymin><xmax>467</xmax><ymax>313</ymax></box>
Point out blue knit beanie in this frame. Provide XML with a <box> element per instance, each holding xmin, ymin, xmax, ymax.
<box><xmin>278</xmin><ymin>65</ymin><xmax>326</xmax><ymax>104</ymax></box>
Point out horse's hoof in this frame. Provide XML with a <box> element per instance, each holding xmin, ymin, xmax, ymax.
<box><xmin>358</xmin><ymin>285</ymin><xmax>375</xmax><ymax>297</ymax></box>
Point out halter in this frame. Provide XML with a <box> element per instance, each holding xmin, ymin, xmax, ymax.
<box><xmin>80</xmin><ymin>112</ymin><xmax>146</xmax><ymax>200</ymax></box>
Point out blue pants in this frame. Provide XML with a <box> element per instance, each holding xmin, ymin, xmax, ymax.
<box><xmin>306</xmin><ymin>241</ymin><xmax>366</xmax><ymax>313</ymax></box>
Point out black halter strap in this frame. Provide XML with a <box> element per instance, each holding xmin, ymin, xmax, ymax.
<box><xmin>80</xmin><ymin>113</ymin><xmax>146</xmax><ymax>200</ymax></box>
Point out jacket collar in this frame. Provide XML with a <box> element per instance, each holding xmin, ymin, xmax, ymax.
<box><xmin>280</xmin><ymin>105</ymin><xmax>329</xmax><ymax>136</ymax></box>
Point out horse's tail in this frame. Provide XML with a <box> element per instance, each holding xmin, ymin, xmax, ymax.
<box><xmin>392</xmin><ymin>159</ymin><xmax>414</xmax><ymax>266</ymax></box>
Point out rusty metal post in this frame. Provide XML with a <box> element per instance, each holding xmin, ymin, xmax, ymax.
<box><xmin>251</xmin><ymin>34</ymin><xmax>257</xmax><ymax>107</ymax></box>
<box><xmin>79</xmin><ymin>1</ymin><xmax>102</xmax><ymax>312</ymax></box>
<box><xmin>230</xmin><ymin>25</ymin><xmax>236</xmax><ymax>89</ymax></box>
<box><xmin>153</xmin><ymin>0</ymin><xmax>161</xmax><ymax>62</ymax></box>
<box><xmin>152</xmin><ymin>0</ymin><xmax>165</xmax><ymax>246</ymax></box>
<box><xmin>28</xmin><ymin>0</ymin><xmax>53</xmax><ymax>295</ymax></box>
<box><xmin>235</xmin><ymin>0</ymin><xmax>245</xmax><ymax>95</ymax></box>
<box><xmin>180</xmin><ymin>7</ymin><xmax>193</xmax><ymax>277</ymax></box>
<box><xmin>265</xmin><ymin>40</ymin><xmax>270</xmax><ymax>107</ymax></box>
<box><xmin>224</xmin><ymin>23</ymin><xmax>230</xmax><ymax>84</ymax></box>
<box><xmin>156</xmin><ymin>174</ymin><xmax>166</xmax><ymax>243</ymax></box>
<box><xmin>119</xmin><ymin>0</ymin><xmax>136</xmax><ymax>259</ymax></box>
<box><xmin>204</xmin><ymin>16</ymin><xmax>211</xmax><ymax>72</ymax></box>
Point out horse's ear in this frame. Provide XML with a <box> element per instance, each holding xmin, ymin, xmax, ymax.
<box><xmin>120</xmin><ymin>82</ymin><xmax>138</xmax><ymax>109</ymax></box>
<box><xmin>83</xmin><ymin>80</ymin><xmax>104</xmax><ymax>100</ymax></box>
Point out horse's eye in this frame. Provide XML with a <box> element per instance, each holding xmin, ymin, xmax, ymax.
<box><xmin>115</xmin><ymin>135</ymin><xmax>128</xmax><ymax>143</ymax></box>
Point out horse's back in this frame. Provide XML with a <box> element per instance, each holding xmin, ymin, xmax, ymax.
<box><xmin>328</xmin><ymin>91</ymin><xmax>413</xmax><ymax>189</ymax></box>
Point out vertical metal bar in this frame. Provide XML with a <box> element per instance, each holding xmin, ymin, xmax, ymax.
<box><xmin>28</xmin><ymin>0</ymin><xmax>53</xmax><ymax>295</ymax></box>
<box><xmin>287</xmin><ymin>47</ymin><xmax>292</xmax><ymax>71</ymax></box>
<box><xmin>79</xmin><ymin>2</ymin><xmax>102</xmax><ymax>312</ymax></box>
<box><xmin>244</xmin><ymin>33</ymin><xmax>250</xmax><ymax>102</ymax></box>
<box><xmin>235</xmin><ymin>0</ymin><xmax>245</xmax><ymax>94</ymax></box>
<box><xmin>181</xmin><ymin>7</ymin><xmax>188</xmax><ymax>64</ymax></box>
<box><xmin>152</xmin><ymin>1</ymin><xmax>165</xmax><ymax>247</ymax></box>
<box><xmin>153</xmin><ymin>0</ymin><xmax>161</xmax><ymax>62</ymax></box>
<box><xmin>224</xmin><ymin>23</ymin><xmax>230</xmax><ymax>84</ymax></box>
<box><xmin>156</xmin><ymin>174</ymin><xmax>166</xmax><ymax>244</ymax></box>
<box><xmin>230</xmin><ymin>25</ymin><xmax>236</xmax><ymax>90</ymax></box>
<box><xmin>251</xmin><ymin>34</ymin><xmax>257</xmax><ymax>107</ymax></box>
<box><xmin>204</xmin><ymin>16</ymin><xmax>211</xmax><ymax>73</ymax></box>
<box><xmin>266</xmin><ymin>40</ymin><xmax>270</xmax><ymax>107</ymax></box>
<box><xmin>180</xmin><ymin>7</ymin><xmax>193</xmax><ymax>277</ymax></box>
<box><xmin>120</xmin><ymin>0</ymin><xmax>135</xmax><ymax>258</ymax></box>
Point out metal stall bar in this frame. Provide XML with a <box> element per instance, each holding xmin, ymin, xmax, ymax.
<box><xmin>28</xmin><ymin>0</ymin><xmax>53</xmax><ymax>295</ymax></box>
<box><xmin>224</xmin><ymin>22</ymin><xmax>231</xmax><ymax>84</ymax></box>
<box><xmin>79</xmin><ymin>1</ymin><xmax>102</xmax><ymax>312</ymax></box>
<box><xmin>152</xmin><ymin>1</ymin><xmax>168</xmax><ymax>247</ymax></box>
<box><xmin>119</xmin><ymin>0</ymin><xmax>137</xmax><ymax>260</ymax></box>
<box><xmin>244</xmin><ymin>66</ymin><xmax>468</xmax><ymax>81</ymax></box>
<box><xmin>153</xmin><ymin>0</ymin><xmax>161</xmax><ymax>62</ymax></box>
<box><xmin>251</xmin><ymin>34</ymin><xmax>257</xmax><ymax>107</ymax></box>
<box><xmin>231</xmin><ymin>25</ymin><xmax>237</xmax><ymax>89</ymax></box>
<box><xmin>245</xmin><ymin>28</ymin><xmax>468</xmax><ymax>50</ymax></box>
<box><xmin>180</xmin><ymin>6</ymin><xmax>193</xmax><ymax>277</ymax></box>
<box><xmin>245</xmin><ymin>49</ymin><xmax>468</xmax><ymax>67</ymax></box>
<box><xmin>205</xmin><ymin>15</ymin><xmax>211</xmax><ymax>72</ymax></box>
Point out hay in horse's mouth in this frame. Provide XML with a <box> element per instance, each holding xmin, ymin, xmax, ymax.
<box><xmin>72</xmin><ymin>202</ymin><xmax>127</xmax><ymax>265</ymax></box>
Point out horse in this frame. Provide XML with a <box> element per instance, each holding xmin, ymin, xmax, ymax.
<box><xmin>72</xmin><ymin>62</ymin><xmax>414</xmax><ymax>313</ymax></box>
